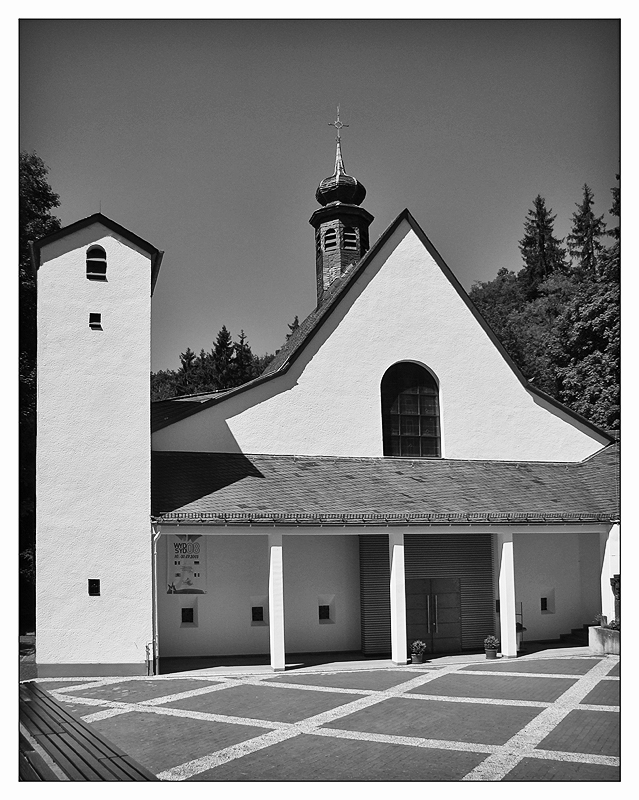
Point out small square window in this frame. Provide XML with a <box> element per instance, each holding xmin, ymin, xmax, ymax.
<box><xmin>89</xmin><ymin>313</ymin><xmax>102</xmax><ymax>330</ymax></box>
<box><xmin>88</xmin><ymin>579</ymin><xmax>100</xmax><ymax>596</ymax></box>
<box><xmin>181</xmin><ymin>608</ymin><xmax>194</xmax><ymax>624</ymax></box>
<box><xmin>318</xmin><ymin>604</ymin><xmax>331</xmax><ymax>621</ymax></box>
<box><xmin>251</xmin><ymin>606</ymin><xmax>264</xmax><ymax>622</ymax></box>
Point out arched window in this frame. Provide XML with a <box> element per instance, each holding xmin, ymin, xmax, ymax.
<box><xmin>381</xmin><ymin>362</ymin><xmax>441</xmax><ymax>457</ymax></box>
<box><xmin>343</xmin><ymin>227</ymin><xmax>357</xmax><ymax>250</ymax></box>
<box><xmin>86</xmin><ymin>245</ymin><xmax>107</xmax><ymax>280</ymax></box>
<box><xmin>324</xmin><ymin>228</ymin><xmax>337</xmax><ymax>250</ymax></box>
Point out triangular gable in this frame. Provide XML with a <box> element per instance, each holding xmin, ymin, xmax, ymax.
<box><xmin>152</xmin><ymin>208</ymin><xmax>612</xmax><ymax>446</ymax></box>
<box><xmin>31</xmin><ymin>212</ymin><xmax>164</xmax><ymax>294</ymax></box>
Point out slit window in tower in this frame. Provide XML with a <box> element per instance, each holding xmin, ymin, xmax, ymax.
<box><xmin>89</xmin><ymin>313</ymin><xmax>102</xmax><ymax>330</ymax></box>
<box><xmin>324</xmin><ymin>228</ymin><xmax>337</xmax><ymax>250</ymax></box>
<box><xmin>343</xmin><ymin>227</ymin><xmax>357</xmax><ymax>250</ymax></box>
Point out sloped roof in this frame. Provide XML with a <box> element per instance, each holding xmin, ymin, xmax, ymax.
<box><xmin>151</xmin><ymin>391</ymin><xmax>233</xmax><ymax>430</ymax></box>
<box><xmin>151</xmin><ymin>209</ymin><xmax>613</xmax><ymax>442</ymax></box>
<box><xmin>151</xmin><ymin>442</ymin><xmax>619</xmax><ymax>526</ymax></box>
<box><xmin>31</xmin><ymin>212</ymin><xmax>164</xmax><ymax>294</ymax></box>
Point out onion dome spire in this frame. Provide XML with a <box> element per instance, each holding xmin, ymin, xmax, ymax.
<box><xmin>315</xmin><ymin>106</ymin><xmax>367</xmax><ymax>207</ymax></box>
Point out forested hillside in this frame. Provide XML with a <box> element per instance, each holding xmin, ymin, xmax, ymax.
<box><xmin>469</xmin><ymin>182</ymin><xmax>619</xmax><ymax>431</ymax></box>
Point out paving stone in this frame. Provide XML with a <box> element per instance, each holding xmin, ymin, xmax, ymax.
<box><xmin>190</xmin><ymin>732</ymin><xmax>486</xmax><ymax>781</ymax></box>
<box><xmin>325</xmin><ymin>696</ymin><xmax>541</xmax><ymax>745</ymax></box>
<box><xmin>607</xmin><ymin>662</ymin><xmax>620</xmax><ymax>677</ymax></box>
<box><xmin>53</xmin><ymin>698</ymin><xmax>101</xmax><ymax>719</ymax></box>
<box><xmin>37</xmin><ymin>680</ymin><xmax>105</xmax><ymax>692</ymax></box>
<box><xmin>407</xmin><ymin>673</ymin><xmax>576</xmax><ymax>703</ymax></box>
<box><xmin>536</xmin><ymin>710</ymin><xmax>620</xmax><ymax>757</ymax></box>
<box><xmin>92</xmin><ymin>710</ymin><xmax>265</xmax><ymax>774</ymax></box>
<box><xmin>460</xmin><ymin>658</ymin><xmax>599</xmax><ymax>675</ymax></box>
<box><xmin>163</xmin><ymin>683</ymin><xmax>365</xmax><ymax>723</ymax></box>
<box><xmin>264</xmin><ymin>669</ymin><xmax>424</xmax><ymax>692</ymax></box>
<box><xmin>503</xmin><ymin>757</ymin><xmax>620</xmax><ymax>781</ymax></box>
<box><xmin>66</xmin><ymin>678</ymin><xmax>221</xmax><ymax>703</ymax></box>
<box><xmin>35</xmin><ymin>660</ymin><xmax>619</xmax><ymax>782</ymax></box>
<box><xmin>580</xmin><ymin>680</ymin><xmax>620</xmax><ymax>707</ymax></box>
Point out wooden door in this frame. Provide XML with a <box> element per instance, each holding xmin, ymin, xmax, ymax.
<box><xmin>406</xmin><ymin>578</ymin><xmax>462</xmax><ymax>655</ymax></box>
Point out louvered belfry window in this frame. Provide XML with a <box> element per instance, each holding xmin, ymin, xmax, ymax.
<box><xmin>381</xmin><ymin>362</ymin><xmax>441</xmax><ymax>457</ymax></box>
<box><xmin>343</xmin><ymin>227</ymin><xmax>357</xmax><ymax>250</ymax></box>
<box><xmin>86</xmin><ymin>245</ymin><xmax>107</xmax><ymax>280</ymax></box>
<box><xmin>324</xmin><ymin>228</ymin><xmax>337</xmax><ymax>250</ymax></box>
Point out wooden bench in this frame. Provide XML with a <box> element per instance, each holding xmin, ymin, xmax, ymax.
<box><xmin>19</xmin><ymin>681</ymin><xmax>158</xmax><ymax>781</ymax></box>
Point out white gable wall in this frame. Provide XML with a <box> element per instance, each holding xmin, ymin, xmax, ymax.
<box><xmin>37</xmin><ymin>224</ymin><xmax>153</xmax><ymax>670</ymax></box>
<box><xmin>153</xmin><ymin>220</ymin><xmax>607</xmax><ymax>462</ymax></box>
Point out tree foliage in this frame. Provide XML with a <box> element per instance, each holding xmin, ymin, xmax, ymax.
<box><xmin>151</xmin><ymin>326</ymin><xmax>278</xmax><ymax>400</ymax></box>
<box><xmin>566</xmin><ymin>184</ymin><xmax>607</xmax><ymax>276</ymax></box>
<box><xmin>470</xmin><ymin>184</ymin><xmax>619</xmax><ymax>430</ymax></box>
<box><xmin>20</xmin><ymin>152</ymin><xmax>61</xmax><ymax>632</ymax></box>
<box><xmin>518</xmin><ymin>195</ymin><xmax>568</xmax><ymax>295</ymax></box>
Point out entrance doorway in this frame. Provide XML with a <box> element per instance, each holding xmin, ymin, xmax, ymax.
<box><xmin>406</xmin><ymin>578</ymin><xmax>462</xmax><ymax>654</ymax></box>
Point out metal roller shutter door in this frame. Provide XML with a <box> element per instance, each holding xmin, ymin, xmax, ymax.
<box><xmin>359</xmin><ymin>533</ymin><xmax>494</xmax><ymax>654</ymax></box>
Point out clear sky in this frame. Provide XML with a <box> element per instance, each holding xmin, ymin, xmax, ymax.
<box><xmin>19</xmin><ymin>18</ymin><xmax>620</xmax><ymax>372</ymax></box>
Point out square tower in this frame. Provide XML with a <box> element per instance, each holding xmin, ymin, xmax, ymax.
<box><xmin>32</xmin><ymin>214</ymin><xmax>163</xmax><ymax>676</ymax></box>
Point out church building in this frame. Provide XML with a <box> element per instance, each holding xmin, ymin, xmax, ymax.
<box><xmin>32</xmin><ymin>124</ymin><xmax>620</xmax><ymax>677</ymax></box>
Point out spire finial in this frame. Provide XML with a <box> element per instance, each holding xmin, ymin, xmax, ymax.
<box><xmin>328</xmin><ymin>105</ymin><xmax>349</xmax><ymax>141</ymax></box>
<box><xmin>328</xmin><ymin>106</ymin><xmax>348</xmax><ymax>176</ymax></box>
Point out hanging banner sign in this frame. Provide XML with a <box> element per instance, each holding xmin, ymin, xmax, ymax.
<box><xmin>167</xmin><ymin>534</ymin><xmax>207</xmax><ymax>594</ymax></box>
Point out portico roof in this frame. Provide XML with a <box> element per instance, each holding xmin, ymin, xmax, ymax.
<box><xmin>151</xmin><ymin>443</ymin><xmax>619</xmax><ymax>526</ymax></box>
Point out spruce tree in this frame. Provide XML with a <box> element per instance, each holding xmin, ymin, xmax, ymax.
<box><xmin>518</xmin><ymin>195</ymin><xmax>567</xmax><ymax>295</ymax></box>
<box><xmin>175</xmin><ymin>347</ymin><xmax>197</xmax><ymax>395</ymax></box>
<box><xmin>213</xmin><ymin>325</ymin><xmax>235</xmax><ymax>389</ymax></box>
<box><xmin>234</xmin><ymin>330</ymin><xmax>255</xmax><ymax>385</ymax></box>
<box><xmin>566</xmin><ymin>184</ymin><xmax>607</xmax><ymax>276</ymax></box>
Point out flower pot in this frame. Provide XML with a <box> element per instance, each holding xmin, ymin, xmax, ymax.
<box><xmin>411</xmin><ymin>654</ymin><xmax>423</xmax><ymax>664</ymax></box>
<box><xmin>485</xmin><ymin>648</ymin><xmax>497</xmax><ymax>659</ymax></box>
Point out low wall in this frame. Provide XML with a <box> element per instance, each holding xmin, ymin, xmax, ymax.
<box><xmin>588</xmin><ymin>625</ymin><xmax>620</xmax><ymax>655</ymax></box>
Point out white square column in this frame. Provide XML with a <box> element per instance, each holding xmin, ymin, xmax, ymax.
<box><xmin>600</xmin><ymin>524</ymin><xmax>620</xmax><ymax>622</ymax></box>
<box><xmin>389</xmin><ymin>532</ymin><xmax>407</xmax><ymax>665</ymax></box>
<box><xmin>268</xmin><ymin>532</ymin><xmax>286</xmax><ymax>671</ymax></box>
<box><xmin>497</xmin><ymin>531</ymin><xmax>517</xmax><ymax>658</ymax></box>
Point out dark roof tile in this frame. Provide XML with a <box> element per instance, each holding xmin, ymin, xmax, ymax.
<box><xmin>151</xmin><ymin>443</ymin><xmax>619</xmax><ymax>525</ymax></box>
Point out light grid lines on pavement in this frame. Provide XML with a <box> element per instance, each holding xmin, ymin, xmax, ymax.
<box><xmin>37</xmin><ymin>654</ymin><xmax>620</xmax><ymax>782</ymax></box>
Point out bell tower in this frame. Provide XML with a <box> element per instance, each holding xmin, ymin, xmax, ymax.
<box><xmin>310</xmin><ymin>108</ymin><xmax>374</xmax><ymax>305</ymax></box>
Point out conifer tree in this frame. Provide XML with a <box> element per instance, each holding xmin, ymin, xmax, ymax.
<box><xmin>518</xmin><ymin>195</ymin><xmax>567</xmax><ymax>295</ymax></box>
<box><xmin>175</xmin><ymin>347</ymin><xmax>197</xmax><ymax>395</ymax></box>
<box><xmin>213</xmin><ymin>325</ymin><xmax>235</xmax><ymax>389</ymax></box>
<box><xmin>234</xmin><ymin>330</ymin><xmax>256</xmax><ymax>385</ymax></box>
<box><xmin>566</xmin><ymin>184</ymin><xmax>607</xmax><ymax>276</ymax></box>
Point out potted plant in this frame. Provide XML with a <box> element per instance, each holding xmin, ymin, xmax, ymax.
<box><xmin>410</xmin><ymin>640</ymin><xmax>427</xmax><ymax>664</ymax></box>
<box><xmin>516</xmin><ymin>622</ymin><xmax>526</xmax><ymax>651</ymax></box>
<box><xmin>484</xmin><ymin>635</ymin><xmax>500</xmax><ymax>659</ymax></box>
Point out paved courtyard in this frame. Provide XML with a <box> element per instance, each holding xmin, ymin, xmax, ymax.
<box><xmin>31</xmin><ymin>652</ymin><xmax>620</xmax><ymax>781</ymax></box>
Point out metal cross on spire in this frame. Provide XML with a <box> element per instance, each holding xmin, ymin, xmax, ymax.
<box><xmin>329</xmin><ymin>105</ymin><xmax>349</xmax><ymax>141</ymax></box>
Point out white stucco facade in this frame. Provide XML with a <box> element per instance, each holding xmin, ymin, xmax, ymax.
<box><xmin>152</xmin><ymin>221</ymin><xmax>608</xmax><ymax>462</ymax></box>
<box><xmin>511</xmin><ymin>530</ymin><xmax>603</xmax><ymax>642</ymax></box>
<box><xmin>32</xmin><ymin>208</ymin><xmax>617</xmax><ymax>676</ymax></box>
<box><xmin>36</xmin><ymin>223</ymin><xmax>154</xmax><ymax>673</ymax></box>
<box><xmin>157</xmin><ymin>533</ymin><xmax>361</xmax><ymax>657</ymax></box>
